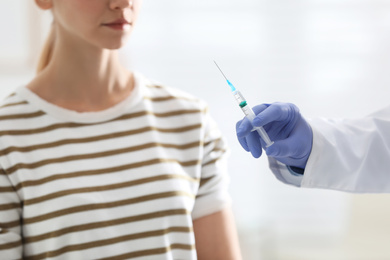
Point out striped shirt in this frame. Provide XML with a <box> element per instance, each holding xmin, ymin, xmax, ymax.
<box><xmin>0</xmin><ymin>72</ymin><xmax>231</xmax><ymax>260</ymax></box>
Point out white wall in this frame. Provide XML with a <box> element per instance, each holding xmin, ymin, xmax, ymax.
<box><xmin>1</xmin><ymin>1</ymin><xmax>390</xmax><ymax>259</ymax></box>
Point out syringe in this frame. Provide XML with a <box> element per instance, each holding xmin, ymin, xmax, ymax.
<box><xmin>214</xmin><ymin>61</ymin><xmax>274</xmax><ymax>147</ymax></box>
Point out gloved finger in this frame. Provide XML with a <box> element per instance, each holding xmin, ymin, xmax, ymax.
<box><xmin>265</xmin><ymin>138</ymin><xmax>295</xmax><ymax>158</ymax></box>
<box><xmin>251</xmin><ymin>104</ymin><xmax>270</xmax><ymax>115</ymax></box>
<box><xmin>252</xmin><ymin>103</ymin><xmax>289</xmax><ymax>127</ymax></box>
<box><xmin>237</xmin><ymin>135</ymin><xmax>250</xmax><ymax>152</ymax></box>
<box><xmin>236</xmin><ymin>117</ymin><xmax>254</xmax><ymax>138</ymax></box>
<box><xmin>236</xmin><ymin>119</ymin><xmax>250</xmax><ymax>151</ymax></box>
<box><xmin>246</xmin><ymin>131</ymin><xmax>263</xmax><ymax>158</ymax></box>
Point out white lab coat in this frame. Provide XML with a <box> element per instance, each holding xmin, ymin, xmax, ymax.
<box><xmin>268</xmin><ymin>105</ymin><xmax>390</xmax><ymax>193</ymax></box>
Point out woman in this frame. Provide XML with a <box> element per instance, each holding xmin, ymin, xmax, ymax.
<box><xmin>0</xmin><ymin>0</ymin><xmax>242</xmax><ymax>259</ymax></box>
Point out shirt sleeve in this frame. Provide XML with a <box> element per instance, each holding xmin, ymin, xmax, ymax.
<box><xmin>301</xmin><ymin>105</ymin><xmax>390</xmax><ymax>193</ymax></box>
<box><xmin>0</xmin><ymin>169</ymin><xmax>23</xmax><ymax>259</ymax></box>
<box><xmin>191</xmin><ymin>106</ymin><xmax>231</xmax><ymax>220</ymax></box>
<box><xmin>268</xmin><ymin>158</ymin><xmax>304</xmax><ymax>187</ymax></box>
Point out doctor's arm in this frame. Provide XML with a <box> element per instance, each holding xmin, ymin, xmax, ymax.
<box><xmin>297</xmin><ymin>105</ymin><xmax>390</xmax><ymax>192</ymax></box>
<box><xmin>236</xmin><ymin>103</ymin><xmax>390</xmax><ymax>193</ymax></box>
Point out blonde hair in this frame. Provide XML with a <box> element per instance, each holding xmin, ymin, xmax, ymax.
<box><xmin>36</xmin><ymin>23</ymin><xmax>55</xmax><ymax>74</ymax></box>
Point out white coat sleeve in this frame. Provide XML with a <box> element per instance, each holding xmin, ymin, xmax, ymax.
<box><xmin>269</xmin><ymin>105</ymin><xmax>390</xmax><ymax>193</ymax></box>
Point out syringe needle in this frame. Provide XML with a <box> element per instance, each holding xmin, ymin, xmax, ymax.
<box><xmin>213</xmin><ymin>61</ymin><xmax>229</xmax><ymax>82</ymax></box>
<box><xmin>214</xmin><ymin>61</ymin><xmax>237</xmax><ymax>92</ymax></box>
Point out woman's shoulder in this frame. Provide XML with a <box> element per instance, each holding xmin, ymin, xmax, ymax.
<box><xmin>0</xmin><ymin>90</ymin><xmax>30</xmax><ymax>113</ymax></box>
<box><xmin>140</xmin><ymin>75</ymin><xmax>208</xmax><ymax>110</ymax></box>
<box><xmin>0</xmin><ymin>87</ymin><xmax>40</xmax><ymax>121</ymax></box>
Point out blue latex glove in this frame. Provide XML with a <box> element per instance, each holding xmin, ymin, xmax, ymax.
<box><xmin>236</xmin><ymin>102</ymin><xmax>313</xmax><ymax>169</ymax></box>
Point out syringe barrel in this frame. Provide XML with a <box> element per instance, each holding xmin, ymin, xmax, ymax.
<box><xmin>232</xmin><ymin>90</ymin><xmax>246</xmax><ymax>106</ymax></box>
<box><xmin>255</xmin><ymin>127</ymin><xmax>274</xmax><ymax>147</ymax></box>
<box><xmin>242</xmin><ymin>105</ymin><xmax>255</xmax><ymax>120</ymax></box>
<box><xmin>234</xmin><ymin>92</ymin><xmax>274</xmax><ymax>147</ymax></box>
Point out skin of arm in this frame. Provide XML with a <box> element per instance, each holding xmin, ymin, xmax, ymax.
<box><xmin>193</xmin><ymin>207</ymin><xmax>242</xmax><ymax>260</ymax></box>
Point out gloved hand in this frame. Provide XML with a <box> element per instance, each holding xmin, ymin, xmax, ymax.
<box><xmin>236</xmin><ymin>102</ymin><xmax>313</xmax><ymax>169</ymax></box>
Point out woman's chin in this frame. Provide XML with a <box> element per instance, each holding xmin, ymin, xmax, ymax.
<box><xmin>101</xmin><ymin>40</ymin><xmax>128</xmax><ymax>50</ymax></box>
<box><xmin>101</xmin><ymin>36</ymin><xmax>130</xmax><ymax>50</ymax></box>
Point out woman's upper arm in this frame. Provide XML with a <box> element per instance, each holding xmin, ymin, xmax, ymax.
<box><xmin>193</xmin><ymin>207</ymin><xmax>242</xmax><ymax>260</ymax></box>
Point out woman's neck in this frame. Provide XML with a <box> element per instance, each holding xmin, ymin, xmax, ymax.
<box><xmin>28</xmin><ymin>35</ymin><xmax>133</xmax><ymax>112</ymax></box>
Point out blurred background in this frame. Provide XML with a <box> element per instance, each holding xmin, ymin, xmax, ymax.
<box><xmin>2</xmin><ymin>0</ymin><xmax>390</xmax><ymax>259</ymax></box>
